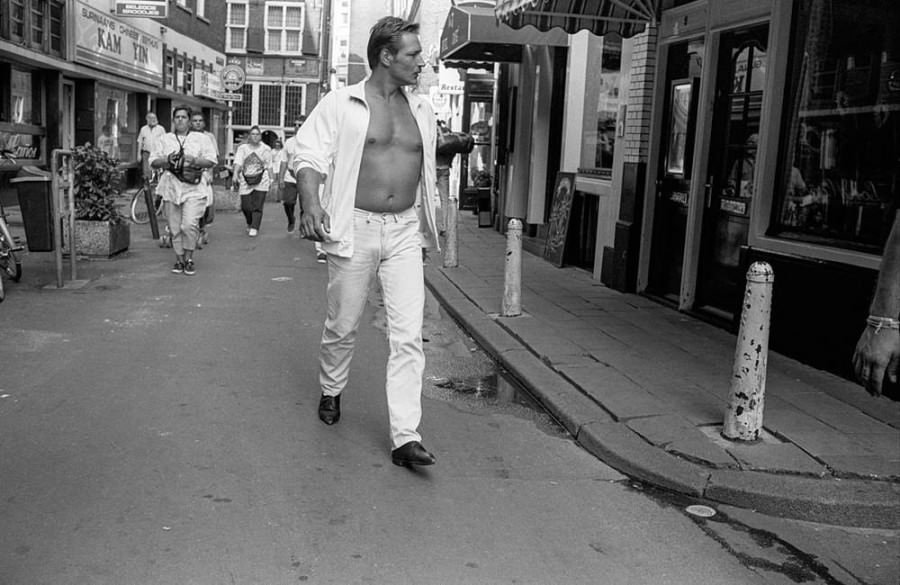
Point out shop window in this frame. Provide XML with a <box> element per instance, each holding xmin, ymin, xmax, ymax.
<box><xmin>233</xmin><ymin>85</ymin><xmax>253</xmax><ymax>126</ymax></box>
<box><xmin>95</xmin><ymin>86</ymin><xmax>134</xmax><ymax>162</ymax></box>
<box><xmin>579</xmin><ymin>35</ymin><xmax>622</xmax><ymax>178</ymax></box>
<box><xmin>259</xmin><ymin>84</ymin><xmax>282</xmax><ymax>126</ymax></box>
<box><xmin>285</xmin><ymin>85</ymin><xmax>304</xmax><ymax>121</ymax></box>
<box><xmin>7</xmin><ymin>67</ymin><xmax>42</xmax><ymax>126</ymax></box>
<box><xmin>265</xmin><ymin>2</ymin><xmax>304</xmax><ymax>54</ymax></box>
<box><xmin>773</xmin><ymin>0</ymin><xmax>899</xmax><ymax>252</ymax></box>
<box><xmin>227</xmin><ymin>1</ymin><xmax>248</xmax><ymax>52</ymax></box>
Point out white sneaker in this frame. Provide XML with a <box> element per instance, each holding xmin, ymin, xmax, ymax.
<box><xmin>248</xmin><ymin>228</ymin><xmax>258</xmax><ymax>237</ymax></box>
<box><xmin>316</xmin><ymin>251</ymin><xmax>327</xmax><ymax>264</ymax></box>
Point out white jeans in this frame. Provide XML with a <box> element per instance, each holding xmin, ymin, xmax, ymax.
<box><xmin>166</xmin><ymin>197</ymin><xmax>206</xmax><ymax>255</ymax></box>
<box><xmin>319</xmin><ymin>207</ymin><xmax>425</xmax><ymax>448</ymax></box>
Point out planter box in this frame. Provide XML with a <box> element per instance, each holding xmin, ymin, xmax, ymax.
<box><xmin>63</xmin><ymin>220</ymin><xmax>130</xmax><ymax>257</ymax></box>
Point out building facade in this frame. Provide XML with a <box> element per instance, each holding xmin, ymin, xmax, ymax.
<box><xmin>494</xmin><ymin>0</ymin><xmax>899</xmax><ymax>384</ymax></box>
<box><xmin>223</xmin><ymin>0</ymin><xmax>327</xmax><ymax>153</ymax></box>
<box><xmin>0</xmin><ymin>0</ymin><xmax>228</xmax><ymax>191</ymax></box>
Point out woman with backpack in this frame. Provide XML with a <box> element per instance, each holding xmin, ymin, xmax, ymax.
<box><xmin>232</xmin><ymin>126</ymin><xmax>273</xmax><ymax>237</ymax></box>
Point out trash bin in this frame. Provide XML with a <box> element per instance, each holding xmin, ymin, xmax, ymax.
<box><xmin>10</xmin><ymin>167</ymin><xmax>54</xmax><ymax>251</ymax></box>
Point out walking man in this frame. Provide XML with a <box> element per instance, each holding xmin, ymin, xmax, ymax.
<box><xmin>190</xmin><ymin>112</ymin><xmax>219</xmax><ymax>246</ymax></box>
<box><xmin>291</xmin><ymin>16</ymin><xmax>440</xmax><ymax>466</ymax></box>
<box><xmin>151</xmin><ymin>105</ymin><xmax>216</xmax><ymax>275</ymax></box>
<box><xmin>138</xmin><ymin>112</ymin><xmax>166</xmax><ymax>180</ymax></box>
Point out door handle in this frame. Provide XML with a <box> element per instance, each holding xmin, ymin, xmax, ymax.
<box><xmin>705</xmin><ymin>177</ymin><xmax>714</xmax><ymax>208</ymax></box>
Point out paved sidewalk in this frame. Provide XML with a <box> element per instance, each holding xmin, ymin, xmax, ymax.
<box><xmin>426</xmin><ymin>212</ymin><xmax>900</xmax><ymax>529</ymax></box>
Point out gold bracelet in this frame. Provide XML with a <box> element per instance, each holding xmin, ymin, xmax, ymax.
<box><xmin>866</xmin><ymin>315</ymin><xmax>900</xmax><ymax>334</ymax></box>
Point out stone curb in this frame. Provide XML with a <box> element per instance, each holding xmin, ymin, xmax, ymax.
<box><xmin>425</xmin><ymin>266</ymin><xmax>900</xmax><ymax>530</ymax></box>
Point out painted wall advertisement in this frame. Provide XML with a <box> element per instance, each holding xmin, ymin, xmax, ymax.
<box><xmin>74</xmin><ymin>0</ymin><xmax>163</xmax><ymax>86</ymax></box>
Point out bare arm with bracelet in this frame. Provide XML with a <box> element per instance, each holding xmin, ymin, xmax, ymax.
<box><xmin>852</xmin><ymin>210</ymin><xmax>900</xmax><ymax>396</ymax></box>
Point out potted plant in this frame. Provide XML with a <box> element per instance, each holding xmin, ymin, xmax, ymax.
<box><xmin>67</xmin><ymin>144</ymin><xmax>130</xmax><ymax>257</ymax></box>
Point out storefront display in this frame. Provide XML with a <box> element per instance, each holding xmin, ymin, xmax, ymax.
<box><xmin>774</xmin><ymin>0</ymin><xmax>899</xmax><ymax>251</ymax></box>
<box><xmin>580</xmin><ymin>36</ymin><xmax>623</xmax><ymax>177</ymax></box>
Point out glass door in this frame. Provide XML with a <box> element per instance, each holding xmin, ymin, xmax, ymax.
<box><xmin>695</xmin><ymin>25</ymin><xmax>768</xmax><ymax>318</ymax></box>
<box><xmin>647</xmin><ymin>40</ymin><xmax>704</xmax><ymax>302</ymax></box>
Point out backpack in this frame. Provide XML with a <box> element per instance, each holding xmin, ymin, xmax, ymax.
<box><xmin>242</xmin><ymin>151</ymin><xmax>265</xmax><ymax>186</ymax></box>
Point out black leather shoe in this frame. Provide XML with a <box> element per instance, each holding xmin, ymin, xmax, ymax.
<box><xmin>318</xmin><ymin>394</ymin><xmax>340</xmax><ymax>425</ymax></box>
<box><xmin>391</xmin><ymin>441</ymin><xmax>436</xmax><ymax>467</ymax></box>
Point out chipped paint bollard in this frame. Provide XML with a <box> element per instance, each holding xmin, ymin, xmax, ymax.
<box><xmin>723</xmin><ymin>262</ymin><xmax>774</xmax><ymax>441</ymax></box>
<box><xmin>501</xmin><ymin>218</ymin><xmax>523</xmax><ymax>317</ymax></box>
<box><xmin>437</xmin><ymin>166</ymin><xmax>458</xmax><ymax>268</ymax></box>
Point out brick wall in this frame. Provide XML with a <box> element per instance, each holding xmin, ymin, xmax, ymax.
<box><xmin>623</xmin><ymin>26</ymin><xmax>658</xmax><ymax>164</ymax></box>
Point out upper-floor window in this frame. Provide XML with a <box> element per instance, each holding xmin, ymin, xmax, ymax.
<box><xmin>5</xmin><ymin>0</ymin><xmax>64</xmax><ymax>56</ymax></box>
<box><xmin>227</xmin><ymin>1</ymin><xmax>248</xmax><ymax>52</ymax></box>
<box><xmin>265</xmin><ymin>2</ymin><xmax>304</xmax><ymax>54</ymax></box>
<box><xmin>196</xmin><ymin>0</ymin><xmax>206</xmax><ymax>18</ymax></box>
<box><xmin>9</xmin><ymin>0</ymin><xmax>26</xmax><ymax>41</ymax></box>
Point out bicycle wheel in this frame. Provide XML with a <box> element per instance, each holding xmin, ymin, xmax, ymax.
<box><xmin>131</xmin><ymin>188</ymin><xmax>151</xmax><ymax>224</ymax></box>
<box><xmin>0</xmin><ymin>222</ymin><xmax>21</xmax><ymax>282</ymax></box>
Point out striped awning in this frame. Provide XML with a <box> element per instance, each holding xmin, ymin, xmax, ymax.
<box><xmin>495</xmin><ymin>0</ymin><xmax>658</xmax><ymax>38</ymax></box>
<box><xmin>440</xmin><ymin>4</ymin><xmax>568</xmax><ymax>68</ymax></box>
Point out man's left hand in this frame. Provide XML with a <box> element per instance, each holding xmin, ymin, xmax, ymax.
<box><xmin>852</xmin><ymin>326</ymin><xmax>900</xmax><ymax>396</ymax></box>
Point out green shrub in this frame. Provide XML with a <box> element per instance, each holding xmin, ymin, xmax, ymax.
<box><xmin>72</xmin><ymin>144</ymin><xmax>125</xmax><ymax>224</ymax></box>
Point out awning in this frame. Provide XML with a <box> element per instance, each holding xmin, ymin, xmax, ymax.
<box><xmin>440</xmin><ymin>5</ymin><xmax>567</xmax><ymax>68</ymax></box>
<box><xmin>495</xmin><ymin>0</ymin><xmax>658</xmax><ymax>39</ymax></box>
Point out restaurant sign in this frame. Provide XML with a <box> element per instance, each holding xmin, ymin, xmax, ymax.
<box><xmin>74</xmin><ymin>0</ymin><xmax>163</xmax><ymax>86</ymax></box>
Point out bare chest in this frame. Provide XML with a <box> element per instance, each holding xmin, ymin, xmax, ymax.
<box><xmin>364</xmin><ymin>99</ymin><xmax>422</xmax><ymax>153</ymax></box>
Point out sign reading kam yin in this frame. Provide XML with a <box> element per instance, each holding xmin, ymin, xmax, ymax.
<box><xmin>74</xmin><ymin>0</ymin><xmax>163</xmax><ymax>86</ymax></box>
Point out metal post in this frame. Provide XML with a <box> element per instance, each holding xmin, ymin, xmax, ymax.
<box><xmin>723</xmin><ymin>261</ymin><xmax>774</xmax><ymax>441</ymax></box>
<box><xmin>501</xmin><ymin>218</ymin><xmax>523</xmax><ymax>317</ymax></box>
<box><xmin>51</xmin><ymin>149</ymin><xmax>76</xmax><ymax>287</ymax></box>
<box><xmin>438</xmin><ymin>166</ymin><xmax>458</xmax><ymax>268</ymax></box>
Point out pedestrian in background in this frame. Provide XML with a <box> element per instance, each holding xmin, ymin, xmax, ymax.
<box><xmin>853</xmin><ymin>210</ymin><xmax>900</xmax><ymax>398</ymax></box>
<box><xmin>280</xmin><ymin>117</ymin><xmax>306</xmax><ymax>233</ymax></box>
<box><xmin>269</xmin><ymin>137</ymin><xmax>285</xmax><ymax>204</ymax></box>
<box><xmin>232</xmin><ymin>126</ymin><xmax>273</xmax><ymax>237</ymax></box>
<box><xmin>190</xmin><ymin>112</ymin><xmax>219</xmax><ymax>246</ymax></box>
<box><xmin>281</xmin><ymin>116</ymin><xmax>327</xmax><ymax>262</ymax></box>
<box><xmin>138</xmin><ymin>112</ymin><xmax>166</xmax><ymax>180</ymax></box>
<box><xmin>291</xmin><ymin>16</ymin><xmax>440</xmax><ymax>467</ymax></box>
<box><xmin>150</xmin><ymin>105</ymin><xmax>215</xmax><ymax>275</ymax></box>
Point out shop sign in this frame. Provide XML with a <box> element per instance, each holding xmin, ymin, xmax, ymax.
<box><xmin>220</xmin><ymin>64</ymin><xmax>246</xmax><ymax>92</ymax></box>
<box><xmin>0</xmin><ymin>132</ymin><xmax>42</xmax><ymax>162</ymax></box>
<box><xmin>246</xmin><ymin>58</ymin><xmax>264</xmax><ymax>76</ymax></box>
<box><xmin>115</xmin><ymin>1</ymin><xmax>167</xmax><ymax>18</ymax></box>
<box><xmin>194</xmin><ymin>70</ymin><xmax>225</xmax><ymax>100</ymax></box>
<box><xmin>74</xmin><ymin>0</ymin><xmax>163</xmax><ymax>86</ymax></box>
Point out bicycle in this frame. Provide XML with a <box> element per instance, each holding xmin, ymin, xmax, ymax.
<box><xmin>130</xmin><ymin>169</ymin><xmax>163</xmax><ymax>224</ymax></box>
<box><xmin>0</xmin><ymin>149</ymin><xmax>24</xmax><ymax>302</ymax></box>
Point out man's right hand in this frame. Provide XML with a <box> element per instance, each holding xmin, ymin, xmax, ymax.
<box><xmin>299</xmin><ymin>204</ymin><xmax>331</xmax><ymax>241</ymax></box>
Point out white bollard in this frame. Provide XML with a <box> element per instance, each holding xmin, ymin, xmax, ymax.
<box><xmin>502</xmin><ymin>218</ymin><xmax>523</xmax><ymax>317</ymax></box>
<box><xmin>437</xmin><ymin>166</ymin><xmax>458</xmax><ymax>268</ymax></box>
<box><xmin>723</xmin><ymin>261</ymin><xmax>774</xmax><ymax>441</ymax></box>
<box><xmin>444</xmin><ymin>203</ymin><xmax>458</xmax><ymax>268</ymax></box>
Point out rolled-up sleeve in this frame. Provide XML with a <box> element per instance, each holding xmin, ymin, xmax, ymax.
<box><xmin>291</xmin><ymin>91</ymin><xmax>338</xmax><ymax>177</ymax></box>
